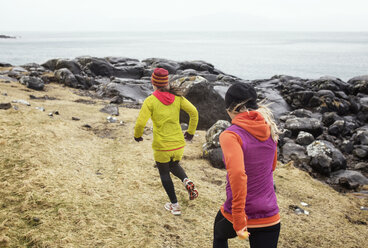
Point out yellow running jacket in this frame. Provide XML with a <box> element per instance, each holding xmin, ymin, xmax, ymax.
<box><xmin>134</xmin><ymin>91</ymin><xmax>198</xmax><ymax>151</ymax></box>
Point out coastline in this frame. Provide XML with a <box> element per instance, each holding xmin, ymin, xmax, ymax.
<box><xmin>0</xmin><ymin>56</ymin><xmax>367</xmax><ymax>192</ymax></box>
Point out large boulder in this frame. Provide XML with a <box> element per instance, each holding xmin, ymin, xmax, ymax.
<box><xmin>202</xmin><ymin>120</ymin><xmax>231</xmax><ymax>169</ymax></box>
<box><xmin>296</xmin><ymin>131</ymin><xmax>314</xmax><ymax>146</ymax></box>
<box><xmin>78</xmin><ymin>57</ymin><xmax>114</xmax><ymax>77</ymax></box>
<box><xmin>322</xmin><ymin>112</ymin><xmax>343</xmax><ymax>127</ymax></box>
<box><xmin>355</xmin><ymin>126</ymin><xmax>368</xmax><ymax>145</ymax></box>
<box><xmin>330</xmin><ymin>170</ymin><xmax>368</xmax><ymax>189</ymax></box>
<box><xmin>284</xmin><ymin>117</ymin><xmax>323</xmax><ymax>137</ymax></box>
<box><xmin>55</xmin><ymin>59</ymin><xmax>82</xmax><ymax>75</ymax></box>
<box><xmin>306</xmin><ymin>140</ymin><xmax>347</xmax><ymax>176</ymax></box>
<box><xmin>172</xmin><ymin>76</ymin><xmax>229</xmax><ymax>130</ymax></box>
<box><xmin>310</xmin><ymin>76</ymin><xmax>349</xmax><ymax>93</ymax></box>
<box><xmin>105</xmin><ymin>57</ymin><xmax>139</xmax><ymax>65</ymax></box>
<box><xmin>357</xmin><ymin>96</ymin><xmax>368</xmax><ymax>123</ymax></box>
<box><xmin>289</xmin><ymin>109</ymin><xmax>313</xmax><ymax>118</ymax></box>
<box><xmin>207</xmin><ymin>148</ymin><xmax>225</xmax><ymax>169</ymax></box>
<box><xmin>179</xmin><ymin>61</ymin><xmax>215</xmax><ymax>73</ymax></box>
<box><xmin>78</xmin><ymin>57</ymin><xmax>143</xmax><ymax>79</ymax></box>
<box><xmin>113</xmin><ymin>65</ymin><xmax>144</xmax><ymax>79</ymax></box>
<box><xmin>281</xmin><ymin>142</ymin><xmax>310</xmax><ymax>168</ymax></box>
<box><xmin>96</xmin><ymin>81</ymin><xmax>151</xmax><ymax>102</ymax></box>
<box><xmin>203</xmin><ymin>120</ymin><xmax>231</xmax><ymax>152</ymax></box>
<box><xmin>328</xmin><ymin>120</ymin><xmax>345</xmax><ymax>136</ymax></box>
<box><xmin>353</xmin><ymin>145</ymin><xmax>368</xmax><ymax>159</ymax></box>
<box><xmin>319</xmin><ymin>95</ymin><xmax>351</xmax><ymax>115</ymax></box>
<box><xmin>19</xmin><ymin>76</ymin><xmax>44</xmax><ymax>90</ymax></box>
<box><xmin>54</xmin><ymin>68</ymin><xmax>79</xmax><ymax>88</ymax></box>
<box><xmin>142</xmin><ymin>58</ymin><xmax>180</xmax><ymax>74</ymax></box>
<box><xmin>347</xmin><ymin>75</ymin><xmax>368</xmax><ymax>95</ymax></box>
<box><xmin>253</xmin><ymin>79</ymin><xmax>291</xmax><ymax>119</ymax></box>
<box><xmin>41</xmin><ymin>59</ymin><xmax>58</xmax><ymax>71</ymax></box>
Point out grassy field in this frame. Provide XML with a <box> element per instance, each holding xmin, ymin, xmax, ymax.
<box><xmin>0</xmin><ymin>79</ymin><xmax>367</xmax><ymax>248</ymax></box>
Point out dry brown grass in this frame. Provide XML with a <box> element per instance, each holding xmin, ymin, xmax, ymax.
<box><xmin>0</xmin><ymin>80</ymin><xmax>367</xmax><ymax>248</ymax></box>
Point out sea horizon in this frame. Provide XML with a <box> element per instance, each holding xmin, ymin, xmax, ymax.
<box><xmin>1</xmin><ymin>30</ymin><xmax>368</xmax><ymax>81</ymax></box>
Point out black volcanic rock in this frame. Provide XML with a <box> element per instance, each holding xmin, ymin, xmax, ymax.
<box><xmin>347</xmin><ymin>75</ymin><xmax>368</xmax><ymax>95</ymax></box>
<box><xmin>54</xmin><ymin>68</ymin><xmax>79</xmax><ymax>88</ymax></box>
<box><xmin>55</xmin><ymin>59</ymin><xmax>82</xmax><ymax>75</ymax></box>
<box><xmin>284</xmin><ymin>117</ymin><xmax>323</xmax><ymax>137</ymax></box>
<box><xmin>19</xmin><ymin>76</ymin><xmax>44</xmax><ymax>91</ymax></box>
<box><xmin>172</xmin><ymin>76</ymin><xmax>229</xmax><ymax>130</ymax></box>
<box><xmin>142</xmin><ymin>58</ymin><xmax>180</xmax><ymax>74</ymax></box>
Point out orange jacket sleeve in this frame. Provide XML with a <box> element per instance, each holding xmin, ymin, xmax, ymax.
<box><xmin>219</xmin><ymin>130</ymin><xmax>247</xmax><ymax>232</ymax></box>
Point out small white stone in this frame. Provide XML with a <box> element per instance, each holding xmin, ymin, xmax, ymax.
<box><xmin>301</xmin><ymin>202</ymin><xmax>308</xmax><ymax>207</ymax></box>
<box><xmin>12</xmin><ymin>99</ymin><xmax>30</xmax><ymax>106</ymax></box>
<box><xmin>35</xmin><ymin>107</ymin><xmax>45</xmax><ymax>111</ymax></box>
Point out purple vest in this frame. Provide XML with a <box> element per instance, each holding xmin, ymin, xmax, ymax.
<box><xmin>223</xmin><ymin>124</ymin><xmax>279</xmax><ymax>220</ymax></box>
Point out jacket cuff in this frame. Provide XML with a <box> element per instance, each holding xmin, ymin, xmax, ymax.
<box><xmin>233</xmin><ymin>214</ymin><xmax>247</xmax><ymax>232</ymax></box>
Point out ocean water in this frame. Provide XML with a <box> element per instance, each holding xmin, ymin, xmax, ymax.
<box><xmin>0</xmin><ymin>31</ymin><xmax>367</xmax><ymax>81</ymax></box>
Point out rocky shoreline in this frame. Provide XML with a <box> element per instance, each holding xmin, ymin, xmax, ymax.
<box><xmin>0</xmin><ymin>56</ymin><xmax>367</xmax><ymax>191</ymax></box>
<box><xmin>0</xmin><ymin>34</ymin><xmax>16</xmax><ymax>39</ymax></box>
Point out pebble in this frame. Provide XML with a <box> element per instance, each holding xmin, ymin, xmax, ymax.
<box><xmin>301</xmin><ymin>202</ymin><xmax>309</xmax><ymax>207</ymax></box>
<box><xmin>12</xmin><ymin>99</ymin><xmax>30</xmax><ymax>106</ymax></box>
<box><xmin>35</xmin><ymin>107</ymin><xmax>45</xmax><ymax>111</ymax></box>
<box><xmin>289</xmin><ymin>205</ymin><xmax>310</xmax><ymax>215</ymax></box>
<box><xmin>107</xmin><ymin>116</ymin><xmax>118</xmax><ymax>123</ymax></box>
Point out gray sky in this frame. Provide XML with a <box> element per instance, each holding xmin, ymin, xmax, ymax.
<box><xmin>1</xmin><ymin>0</ymin><xmax>368</xmax><ymax>32</ymax></box>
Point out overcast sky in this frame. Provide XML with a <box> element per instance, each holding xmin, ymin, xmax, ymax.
<box><xmin>1</xmin><ymin>0</ymin><xmax>368</xmax><ymax>32</ymax></box>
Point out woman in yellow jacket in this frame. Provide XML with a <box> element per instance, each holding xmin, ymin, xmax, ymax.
<box><xmin>134</xmin><ymin>68</ymin><xmax>199</xmax><ymax>216</ymax></box>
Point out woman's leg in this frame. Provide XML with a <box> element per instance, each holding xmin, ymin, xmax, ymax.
<box><xmin>169</xmin><ymin>160</ymin><xmax>188</xmax><ymax>181</ymax></box>
<box><xmin>156</xmin><ymin>162</ymin><xmax>177</xmax><ymax>203</ymax></box>
<box><xmin>213</xmin><ymin>210</ymin><xmax>237</xmax><ymax>248</ymax></box>
<box><xmin>248</xmin><ymin>223</ymin><xmax>281</xmax><ymax>248</ymax></box>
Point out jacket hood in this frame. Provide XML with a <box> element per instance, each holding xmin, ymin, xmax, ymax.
<box><xmin>152</xmin><ymin>90</ymin><xmax>175</xmax><ymax>105</ymax></box>
<box><xmin>232</xmin><ymin>111</ymin><xmax>270</xmax><ymax>141</ymax></box>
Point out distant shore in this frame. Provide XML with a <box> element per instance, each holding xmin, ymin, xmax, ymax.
<box><xmin>0</xmin><ymin>34</ymin><xmax>16</xmax><ymax>39</ymax></box>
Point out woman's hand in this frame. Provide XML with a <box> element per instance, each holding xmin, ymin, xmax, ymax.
<box><xmin>236</xmin><ymin>227</ymin><xmax>249</xmax><ymax>240</ymax></box>
<box><xmin>184</xmin><ymin>132</ymin><xmax>194</xmax><ymax>141</ymax></box>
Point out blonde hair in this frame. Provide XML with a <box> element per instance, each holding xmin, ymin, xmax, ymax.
<box><xmin>228</xmin><ymin>100</ymin><xmax>280</xmax><ymax>143</ymax></box>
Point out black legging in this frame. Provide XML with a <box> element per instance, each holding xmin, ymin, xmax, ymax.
<box><xmin>213</xmin><ymin>210</ymin><xmax>280</xmax><ymax>248</ymax></box>
<box><xmin>156</xmin><ymin>160</ymin><xmax>188</xmax><ymax>204</ymax></box>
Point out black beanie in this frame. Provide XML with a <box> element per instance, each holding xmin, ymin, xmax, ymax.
<box><xmin>225</xmin><ymin>83</ymin><xmax>258</xmax><ymax>111</ymax></box>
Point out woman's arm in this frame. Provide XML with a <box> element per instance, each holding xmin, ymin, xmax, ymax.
<box><xmin>220</xmin><ymin>130</ymin><xmax>247</xmax><ymax>232</ymax></box>
<box><xmin>180</xmin><ymin>97</ymin><xmax>198</xmax><ymax>135</ymax></box>
<box><xmin>134</xmin><ymin>99</ymin><xmax>152</xmax><ymax>138</ymax></box>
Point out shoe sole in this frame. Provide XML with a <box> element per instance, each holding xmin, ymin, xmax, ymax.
<box><xmin>185</xmin><ymin>181</ymin><xmax>198</xmax><ymax>200</ymax></box>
